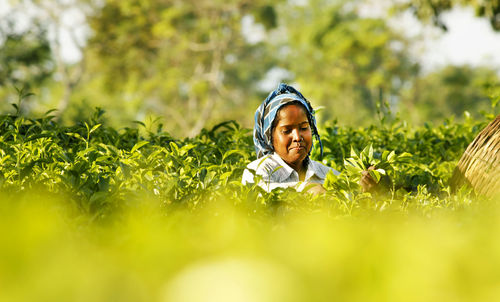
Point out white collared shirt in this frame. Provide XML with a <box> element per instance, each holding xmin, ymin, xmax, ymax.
<box><xmin>241</xmin><ymin>153</ymin><xmax>340</xmax><ymax>192</ymax></box>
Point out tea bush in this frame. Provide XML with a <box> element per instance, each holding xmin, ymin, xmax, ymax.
<box><xmin>0</xmin><ymin>104</ymin><xmax>489</xmax><ymax>219</ymax></box>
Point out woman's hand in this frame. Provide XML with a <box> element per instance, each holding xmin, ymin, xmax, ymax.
<box><xmin>306</xmin><ymin>183</ymin><xmax>327</xmax><ymax>196</ymax></box>
<box><xmin>360</xmin><ymin>166</ymin><xmax>379</xmax><ymax>193</ymax></box>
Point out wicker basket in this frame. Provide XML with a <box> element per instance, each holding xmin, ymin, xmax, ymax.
<box><xmin>450</xmin><ymin>114</ymin><xmax>500</xmax><ymax>197</ymax></box>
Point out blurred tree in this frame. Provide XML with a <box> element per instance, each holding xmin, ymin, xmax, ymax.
<box><xmin>1</xmin><ymin>0</ymin><xmax>94</xmax><ymax>119</ymax></box>
<box><xmin>394</xmin><ymin>0</ymin><xmax>500</xmax><ymax>31</ymax></box>
<box><xmin>273</xmin><ymin>0</ymin><xmax>418</xmax><ymax>125</ymax></box>
<box><xmin>6</xmin><ymin>0</ymin><xmax>494</xmax><ymax>133</ymax></box>
<box><xmin>0</xmin><ymin>22</ymin><xmax>54</xmax><ymax>113</ymax></box>
<box><xmin>86</xmin><ymin>0</ymin><xmax>280</xmax><ymax>136</ymax></box>
<box><xmin>399</xmin><ymin>65</ymin><xmax>500</xmax><ymax>123</ymax></box>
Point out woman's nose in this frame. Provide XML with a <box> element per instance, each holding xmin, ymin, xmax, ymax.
<box><xmin>292</xmin><ymin>129</ymin><xmax>301</xmax><ymax>141</ymax></box>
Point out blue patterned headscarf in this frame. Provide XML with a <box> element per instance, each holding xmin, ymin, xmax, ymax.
<box><xmin>253</xmin><ymin>83</ymin><xmax>323</xmax><ymax>159</ymax></box>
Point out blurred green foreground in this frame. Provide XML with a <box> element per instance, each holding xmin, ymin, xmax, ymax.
<box><xmin>1</xmin><ymin>101</ymin><xmax>500</xmax><ymax>301</ymax></box>
<box><xmin>1</xmin><ymin>191</ymin><xmax>500</xmax><ymax>302</ymax></box>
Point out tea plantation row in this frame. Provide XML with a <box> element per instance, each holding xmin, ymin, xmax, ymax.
<box><xmin>0</xmin><ymin>109</ymin><xmax>491</xmax><ymax>218</ymax></box>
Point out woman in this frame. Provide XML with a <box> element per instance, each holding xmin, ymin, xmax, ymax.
<box><xmin>242</xmin><ymin>83</ymin><xmax>377</xmax><ymax>194</ymax></box>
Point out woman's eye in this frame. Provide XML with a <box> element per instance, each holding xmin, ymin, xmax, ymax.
<box><xmin>282</xmin><ymin>130</ymin><xmax>291</xmax><ymax>134</ymax></box>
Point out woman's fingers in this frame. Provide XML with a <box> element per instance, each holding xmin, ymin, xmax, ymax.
<box><xmin>360</xmin><ymin>168</ymin><xmax>378</xmax><ymax>192</ymax></box>
<box><xmin>307</xmin><ymin>184</ymin><xmax>326</xmax><ymax>195</ymax></box>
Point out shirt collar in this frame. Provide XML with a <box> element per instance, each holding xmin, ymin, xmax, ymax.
<box><xmin>270</xmin><ymin>153</ymin><xmax>295</xmax><ymax>182</ymax></box>
<box><xmin>270</xmin><ymin>153</ymin><xmax>325</xmax><ymax>182</ymax></box>
<box><xmin>305</xmin><ymin>159</ymin><xmax>328</xmax><ymax>181</ymax></box>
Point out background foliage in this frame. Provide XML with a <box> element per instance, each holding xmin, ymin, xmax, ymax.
<box><xmin>1</xmin><ymin>0</ymin><xmax>499</xmax><ymax>136</ymax></box>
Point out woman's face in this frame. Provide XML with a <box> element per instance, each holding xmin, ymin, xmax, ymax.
<box><xmin>272</xmin><ymin>104</ymin><xmax>312</xmax><ymax>170</ymax></box>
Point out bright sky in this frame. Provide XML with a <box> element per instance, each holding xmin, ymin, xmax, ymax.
<box><xmin>388</xmin><ymin>6</ymin><xmax>500</xmax><ymax>73</ymax></box>
<box><xmin>1</xmin><ymin>0</ymin><xmax>500</xmax><ymax>72</ymax></box>
<box><xmin>0</xmin><ymin>0</ymin><xmax>87</xmax><ymax>64</ymax></box>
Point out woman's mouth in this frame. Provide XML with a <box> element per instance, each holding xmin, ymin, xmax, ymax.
<box><xmin>290</xmin><ymin>145</ymin><xmax>305</xmax><ymax>151</ymax></box>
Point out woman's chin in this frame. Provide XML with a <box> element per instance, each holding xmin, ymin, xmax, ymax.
<box><xmin>285</xmin><ymin>154</ymin><xmax>307</xmax><ymax>166</ymax></box>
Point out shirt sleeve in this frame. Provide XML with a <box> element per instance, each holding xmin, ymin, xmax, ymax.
<box><xmin>241</xmin><ymin>168</ymin><xmax>255</xmax><ymax>185</ymax></box>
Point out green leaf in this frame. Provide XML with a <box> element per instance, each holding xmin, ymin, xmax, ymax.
<box><xmin>381</xmin><ymin>150</ymin><xmax>390</xmax><ymax>161</ymax></box>
<box><xmin>179</xmin><ymin>144</ymin><xmax>196</xmax><ymax>156</ymax></box>
<box><xmin>131</xmin><ymin>141</ymin><xmax>149</xmax><ymax>153</ymax></box>
<box><xmin>89</xmin><ymin>124</ymin><xmax>102</xmax><ymax>134</ymax></box>
<box><xmin>397</xmin><ymin>152</ymin><xmax>412</xmax><ymax>162</ymax></box>
<box><xmin>350</xmin><ymin>146</ymin><xmax>357</xmax><ymax>157</ymax></box>
<box><xmin>169</xmin><ymin>142</ymin><xmax>179</xmax><ymax>156</ymax></box>
<box><xmin>387</xmin><ymin>150</ymin><xmax>396</xmax><ymax>163</ymax></box>
<box><xmin>368</xmin><ymin>169</ymin><xmax>381</xmax><ymax>183</ymax></box>
<box><xmin>67</xmin><ymin>132</ymin><xmax>84</xmax><ymax>140</ymax></box>
<box><xmin>222</xmin><ymin>149</ymin><xmax>247</xmax><ymax>163</ymax></box>
<box><xmin>345</xmin><ymin>158</ymin><xmax>363</xmax><ymax>170</ymax></box>
<box><xmin>271</xmin><ymin>166</ymin><xmax>283</xmax><ymax>175</ymax></box>
<box><xmin>119</xmin><ymin>162</ymin><xmax>131</xmax><ymax>178</ymax></box>
<box><xmin>344</xmin><ymin>161</ymin><xmax>362</xmax><ymax>176</ymax></box>
<box><xmin>220</xmin><ymin>171</ymin><xmax>233</xmax><ymax>185</ymax></box>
